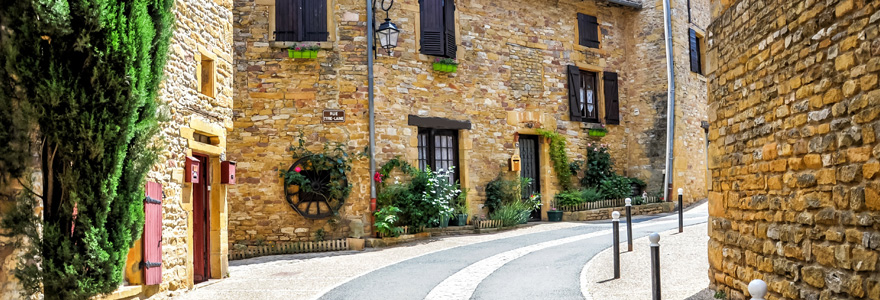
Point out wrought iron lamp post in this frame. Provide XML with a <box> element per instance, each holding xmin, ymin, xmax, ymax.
<box><xmin>368</xmin><ymin>0</ymin><xmax>398</xmax><ymax>235</ymax></box>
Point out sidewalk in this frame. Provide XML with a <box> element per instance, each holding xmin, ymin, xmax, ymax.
<box><xmin>581</xmin><ymin>224</ymin><xmax>711</xmax><ymax>300</ymax></box>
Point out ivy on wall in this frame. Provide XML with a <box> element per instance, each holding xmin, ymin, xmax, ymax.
<box><xmin>536</xmin><ymin>129</ymin><xmax>573</xmax><ymax>191</ymax></box>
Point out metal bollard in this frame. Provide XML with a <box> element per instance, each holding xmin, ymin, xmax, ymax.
<box><xmin>625</xmin><ymin>198</ymin><xmax>633</xmax><ymax>252</ymax></box>
<box><xmin>677</xmin><ymin>188</ymin><xmax>683</xmax><ymax>233</ymax></box>
<box><xmin>612</xmin><ymin>211</ymin><xmax>620</xmax><ymax>279</ymax></box>
<box><xmin>650</xmin><ymin>233</ymin><xmax>661</xmax><ymax>300</ymax></box>
<box><xmin>748</xmin><ymin>279</ymin><xmax>767</xmax><ymax>300</ymax></box>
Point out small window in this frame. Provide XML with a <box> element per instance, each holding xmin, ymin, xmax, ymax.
<box><xmin>199</xmin><ymin>56</ymin><xmax>214</xmax><ymax>98</ymax></box>
<box><xmin>419</xmin><ymin>0</ymin><xmax>456</xmax><ymax>58</ymax></box>
<box><xmin>275</xmin><ymin>0</ymin><xmax>329</xmax><ymax>42</ymax></box>
<box><xmin>689</xmin><ymin>28</ymin><xmax>703</xmax><ymax>74</ymax></box>
<box><xmin>417</xmin><ymin>128</ymin><xmax>459</xmax><ymax>183</ymax></box>
<box><xmin>566</xmin><ymin>66</ymin><xmax>599</xmax><ymax>123</ymax></box>
<box><xmin>577</xmin><ymin>13</ymin><xmax>600</xmax><ymax>48</ymax></box>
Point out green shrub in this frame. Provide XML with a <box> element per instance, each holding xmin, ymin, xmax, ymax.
<box><xmin>485</xmin><ymin>176</ymin><xmax>532</xmax><ymax>213</ymax></box>
<box><xmin>490</xmin><ymin>200</ymin><xmax>531</xmax><ymax>227</ymax></box>
<box><xmin>631</xmin><ymin>196</ymin><xmax>645</xmax><ymax>205</ymax></box>
<box><xmin>582</xmin><ymin>144</ymin><xmax>614</xmax><ymax>187</ymax></box>
<box><xmin>580</xmin><ymin>188</ymin><xmax>603</xmax><ymax>202</ymax></box>
<box><xmin>374</xmin><ymin>206</ymin><xmax>404</xmax><ymax>237</ymax></box>
<box><xmin>378</xmin><ymin>167</ymin><xmax>460</xmax><ymax>229</ymax></box>
<box><xmin>554</xmin><ymin>190</ymin><xmax>583</xmax><ymax>207</ymax></box>
<box><xmin>599</xmin><ymin>174</ymin><xmax>631</xmax><ymax>199</ymax></box>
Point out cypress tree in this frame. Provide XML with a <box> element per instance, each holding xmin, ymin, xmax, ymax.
<box><xmin>0</xmin><ymin>0</ymin><xmax>173</xmax><ymax>298</ymax></box>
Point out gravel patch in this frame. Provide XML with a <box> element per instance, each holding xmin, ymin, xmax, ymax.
<box><xmin>582</xmin><ymin>223</ymin><xmax>709</xmax><ymax>300</ymax></box>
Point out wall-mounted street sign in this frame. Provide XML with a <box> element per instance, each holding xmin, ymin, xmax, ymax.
<box><xmin>322</xmin><ymin>109</ymin><xmax>345</xmax><ymax>123</ymax></box>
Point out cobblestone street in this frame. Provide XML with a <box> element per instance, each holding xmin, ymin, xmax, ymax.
<box><xmin>179</xmin><ymin>203</ymin><xmax>708</xmax><ymax>300</ymax></box>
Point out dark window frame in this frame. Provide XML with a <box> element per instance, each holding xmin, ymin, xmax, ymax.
<box><xmin>576</xmin><ymin>70</ymin><xmax>600</xmax><ymax>123</ymax></box>
<box><xmin>419</xmin><ymin>0</ymin><xmax>457</xmax><ymax>58</ymax></box>
<box><xmin>275</xmin><ymin>0</ymin><xmax>329</xmax><ymax>42</ymax></box>
<box><xmin>689</xmin><ymin>28</ymin><xmax>703</xmax><ymax>75</ymax></box>
<box><xmin>417</xmin><ymin>128</ymin><xmax>460</xmax><ymax>184</ymax></box>
<box><xmin>577</xmin><ymin>13</ymin><xmax>600</xmax><ymax>49</ymax></box>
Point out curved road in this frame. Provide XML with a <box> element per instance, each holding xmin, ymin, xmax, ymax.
<box><xmin>318</xmin><ymin>203</ymin><xmax>707</xmax><ymax>300</ymax></box>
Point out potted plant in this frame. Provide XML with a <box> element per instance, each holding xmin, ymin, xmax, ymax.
<box><xmin>588</xmin><ymin>124</ymin><xmax>608</xmax><ymax>137</ymax></box>
<box><xmin>288</xmin><ymin>43</ymin><xmax>321</xmax><ymax>59</ymax></box>
<box><xmin>432</xmin><ymin>58</ymin><xmax>459</xmax><ymax>73</ymax></box>
<box><xmin>547</xmin><ymin>198</ymin><xmax>563</xmax><ymax>221</ymax></box>
<box><xmin>452</xmin><ymin>190</ymin><xmax>469</xmax><ymax>226</ymax></box>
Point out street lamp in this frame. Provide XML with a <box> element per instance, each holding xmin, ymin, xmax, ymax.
<box><xmin>376</xmin><ymin>18</ymin><xmax>399</xmax><ymax>55</ymax></box>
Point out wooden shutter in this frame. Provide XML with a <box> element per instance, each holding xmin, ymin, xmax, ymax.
<box><xmin>578</xmin><ymin>14</ymin><xmax>599</xmax><ymax>48</ymax></box>
<box><xmin>144</xmin><ymin>181</ymin><xmax>163</xmax><ymax>285</ymax></box>
<box><xmin>604</xmin><ymin>71</ymin><xmax>620</xmax><ymax>125</ymax></box>
<box><xmin>303</xmin><ymin>0</ymin><xmax>328</xmax><ymax>41</ymax></box>
<box><xmin>444</xmin><ymin>0</ymin><xmax>456</xmax><ymax>59</ymax></box>
<box><xmin>420</xmin><ymin>0</ymin><xmax>446</xmax><ymax>56</ymax></box>
<box><xmin>689</xmin><ymin>29</ymin><xmax>701</xmax><ymax>74</ymax></box>
<box><xmin>567</xmin><ymin>65</ymin><xmax>583</xmax><ymax>122</ymax></box>
<box><xmin>276</xmin><ymin>0</ymin><xmax>303</xmax><ymax>41</ymax></box>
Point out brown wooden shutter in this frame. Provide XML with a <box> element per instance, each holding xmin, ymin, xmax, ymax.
<box><xmin>276</xmin><ymin>0</ymin><xmax>303</xmax><ymax>41</ymax></box>
<box><xmin>603</xmin><ymin>71</ymin><xmax>620</xmax><ymax>125</ymax></box>
<box><xmin>420</xmin><ymin>0</ymin><xmax>446</xmax><ymax>56</ymax></box>
<box><xmin>578</xmin><ymin>14</ymin><xmax>599</xmax><ymax>48</ymax></box>
<box><xmin>567</xmin><ymin>65</ymin><xmax>583</xmax><ymax>122</ymax></box>
<box><xmin>444</xmin><ymin>0</ymin><xmax>456</xmax><ymax>58</ymax></box>
<box><xmin>689</xmin><ymin>29</ymin><xmax>701</xmax><ymax>74</ymax></box>
<box><xmin>144</xmin><ymin>181</ymin><xmax>163</xmax><ymax>285</ymax></box>
<box><xmin>303</xmin><ymin>0</ymin><xmax>328</xmax><ymax>41</ymax></box>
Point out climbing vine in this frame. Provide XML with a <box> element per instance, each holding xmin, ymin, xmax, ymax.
<box><xmin>536</xmin><ymin>129</ymin><xmax>573</xmax><ymax>190</ymax></box>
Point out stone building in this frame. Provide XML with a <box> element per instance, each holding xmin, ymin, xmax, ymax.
<box><xmin>227</xmin><ymin>0</ymin><xmax>711</xmax><ymax>246</ymax></box>
<box><xmin>707</xmin><ymin>0</ymin><xmax>880</xmax><ymax>299</ymax></box>
<box><xmin>0</xmin><ymin>0</ymin><xmax>235</xmax><ymax>299</ymax></box>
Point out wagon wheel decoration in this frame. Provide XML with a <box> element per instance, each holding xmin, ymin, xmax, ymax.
<box><xmin>284</xmin><ymin>156</ymin><xmax>349</xmax><ymax>219</ymax></box>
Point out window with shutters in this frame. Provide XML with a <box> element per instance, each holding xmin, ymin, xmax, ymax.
<box><xmin>417</xmin><ymin>128</ymin><xmax>459</xmax><ymax>183</ymax></box>
<box><xmin>567</xmin><ymin>66</ymin><xmax>599</xmax><ymax>123</ymax></box>
<box><xmin>270</xmin><ymin>0</ymin><xmax>329</xmax><ymax>42</ymax></box>
<box><xmin>689</xmin><ymin>28</ymin><xmax>703</xmax><ymax>75</ymax></box>
<box><xmin>419</xmin><ymin>0</ymin><xmax>457</xmax><ymax>58</ymax></box>
<box><xmin>577</xmin><ymin>13</ymin><xmax>600</xmax><ymax>49</ymax></box>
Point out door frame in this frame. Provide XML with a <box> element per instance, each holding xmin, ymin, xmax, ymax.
<box><xmin>192</xmin><ymin>152</ymin><xmax>212</xmax><ymax>283</ymax></box>
<box><xmin>518</xmin><ymin>135</ymin><xmax>542</xmax><ymax>220</ymax></box>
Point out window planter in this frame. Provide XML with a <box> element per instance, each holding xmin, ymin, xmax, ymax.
<box><xmin>288</xmin><ymin>49</ymin><xmax>318</xmax><ymax>59</ymax></box>
<box><xmin>588</xmin><ymin>128</ymin><xmax>607</xmax><ymax>137</ymax></box>
<box><xmin>432</xmin><ymin>62</ymin><xmax>458</xmax><ymax>73</ymax></box>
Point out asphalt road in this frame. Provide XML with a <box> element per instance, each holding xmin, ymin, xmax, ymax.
<box><xmin>318</xmin><ymin>204</ymin><xmax>708</xmax><ymax>300</ymax></box>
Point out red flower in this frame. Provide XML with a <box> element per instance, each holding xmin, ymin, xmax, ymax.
<box><xmin>294</xmin><ymin>166</ymin><xmax>302</xmax><ymax>173</ymax></box>
<box><xmin>374</xmin><ymin>171</ymin><xmax>382</xmax><ymax>182</ymax></box>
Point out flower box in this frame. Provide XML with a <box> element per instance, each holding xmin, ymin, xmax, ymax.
<box><xmin>288</xmin><ymin>49</ymin><xmax>318</xmax><ymax>59</ymax></box>
<box><xmin>588</xmin><ymin>129</ymin><xmax>607</xmax><ymax>137</ymax></box>
<box><xmin>432</xmin><ymin>62</ymin><xmax>458</xmax><ymax>73</ymax></box>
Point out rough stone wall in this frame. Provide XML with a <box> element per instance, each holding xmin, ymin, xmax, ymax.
<box><xmin>228</xmin><ymin>0</ymin><xmax>708</xmax><ymax>246</ymax></box>
<box><xmin>146</xmin><ymin>0</ymin><xmax>235</xmax><ymax>297</ymax></box>
<box><xmin>706</xmin><ymin>0</ymin><xmax>880</xmax><ymax>299</ymax></box>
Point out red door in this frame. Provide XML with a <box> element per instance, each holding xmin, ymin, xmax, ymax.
<box><xmin>192</xmin><ymin>154</ymin><xmax>211</xmax><ymax>283</ymax></box>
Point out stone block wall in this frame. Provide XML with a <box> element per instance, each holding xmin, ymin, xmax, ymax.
<box><xmin>706</xmin><ymin>0</ymin><xmax>880</xmax><ymax>299</ymax></box>
<box><xmin>227</xmin><ymin>0</ymin><xmax>709</xmax><ymax>247</ymax></box>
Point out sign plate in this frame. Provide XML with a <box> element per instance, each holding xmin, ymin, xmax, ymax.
<box><xmin>322</xmin><ymin>110</ymin><xmax>345</xmax><ymax>123</ymax></box>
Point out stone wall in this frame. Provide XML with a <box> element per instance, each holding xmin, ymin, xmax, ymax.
<box><xmin>706</xmin><ymin>0</ymin><xmax>880</xmax><ymax>299</ymax></box>
<box><xmin>228</xmin><ymin>0</ymin><xmax>709</xmax><ymax>247</ymax></box>
<box><xmin>560</xmin><ymin>202</ymin><xmax>676</xmax><ymax>221</ymax></box>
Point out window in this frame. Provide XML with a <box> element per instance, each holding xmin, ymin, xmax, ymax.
<box><xmin>419</xmin><ymin>0</ymin><xmax>456</xmax><ymax>58</ymax></box>
<box><xmin>198</xmin><ymin>55</ymin><xmax>215</xmax><ymax>98</ymax></box>
<box><xmin>689</xmin><ymin>28</ymin><xmax>703</xmax><ymax>74</ymax></box>
<box><xmin>275</xmin><ymin>0</ymin><xmax>328</xmax><ymax>42</ymax></box>
<box><xmin>417</xmin><ymin>128</ymin><xmax>459</xmax><ymax>183</ymax></box>
<box><xmin>566</xmin><ymin>66</ymin><xmax>619</xmax><ymax>124</ymax></box>
<box><xmin>577</xmin><ymin>13</ymin><xmax>600</xmax><ymax>48</ymax></box>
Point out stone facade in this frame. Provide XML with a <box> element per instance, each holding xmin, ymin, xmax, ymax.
<box><xmin>228</xmin><ymin>0</ymin><xmax>710</xmax><ymax>247</ymax></box>
<box><xmin>707</xmin><ymin>0</ymin><xmax>880</xmax><ymax>299</ymax></box>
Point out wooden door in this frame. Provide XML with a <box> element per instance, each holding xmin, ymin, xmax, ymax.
<box><xmin>192</xmin><ymin>154</ymin><xmax>211</xmax><ymax>283</ymax></box>
<box><xmin>519</xmin><ymin>135</ymin><xmax>541</xmax><ymax>220</ymax></box>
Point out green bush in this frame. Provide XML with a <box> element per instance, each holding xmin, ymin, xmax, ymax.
<box><xmin>599</xmin><ymin>174</ymin><xmax>632</xmax><ymax>199</ymax></box>
<box><xmin>554</xmin><ymin>190</ymin><xmax>583</xmax><ymax>207</ymax></box>
<box><xmin>377</xmin><ymin>167</ymin><xmax>460</xmax><ymax>229</ymax></box>
<box><xmin>582</xmin><ymin>144</ymin><xmax>614</xmax><ymax>187</ymax></box>
<box><xmin>490</xmin><ymin>200</ymin><xmax>531</xmax><ymax>227</ymax></box>
<box><xmin>374</xmin><ymin>206</ymin><xmax>404</xmax><ymax>237</ymax></box>
<box><xmin>485</xmin><ymin>176</ymin><xmax>532</xmax><ymax>213</ymax></box>
<box><xmin>580</xmin><ymin>188</ymin><xmax>603</xmax><ymax>202</ymax></box>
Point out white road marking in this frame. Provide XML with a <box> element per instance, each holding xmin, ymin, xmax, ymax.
<box><xmin>426</xmin><ymin>215</ymin><xmax>707</xmax><ymax>300</ymax></box>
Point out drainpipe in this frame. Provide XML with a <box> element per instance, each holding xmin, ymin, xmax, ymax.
<box><xmin>661</xmin><ymin>0</ymin><xmax>676</xmax><ymax>203</ymax></box>
<box><xmin>367</xmin><ymin>0</ymin><xmax>377</xmax><ymax>235</ymax></box>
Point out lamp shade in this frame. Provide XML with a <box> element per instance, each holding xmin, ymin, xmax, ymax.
<box><xmin>376</xmin><ymin>18</ymin><xmax>399</xmax><ymax>54</ymax></box>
